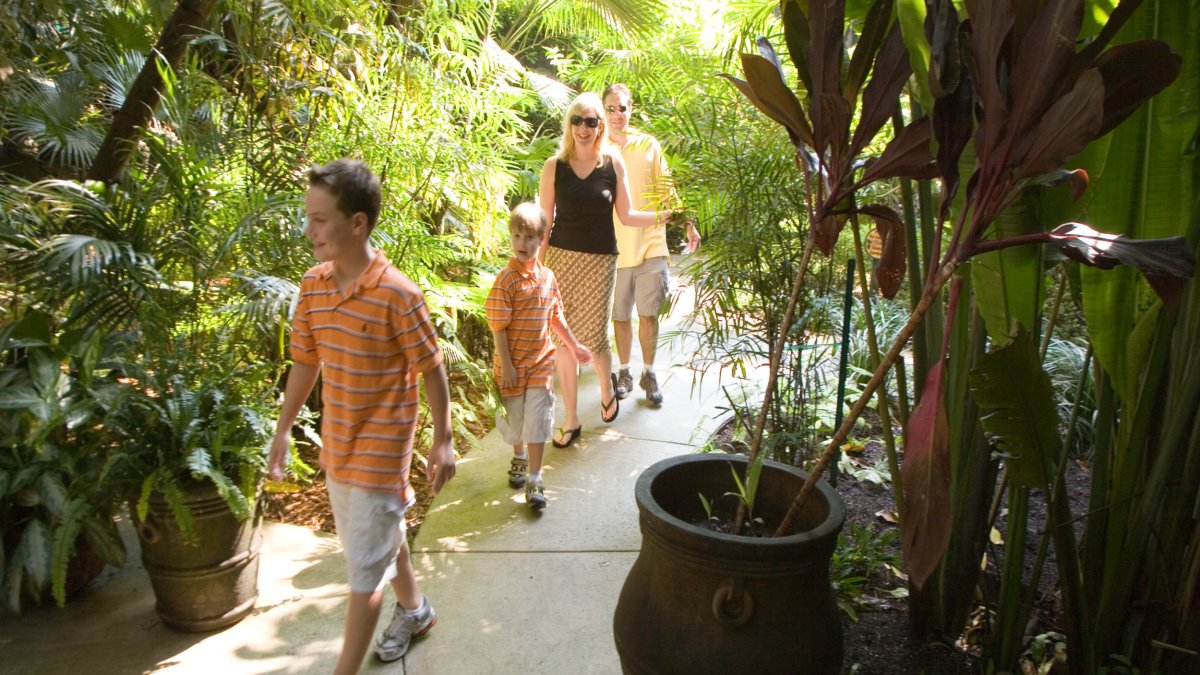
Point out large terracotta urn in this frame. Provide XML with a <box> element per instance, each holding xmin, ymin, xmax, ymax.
<box><xmin>613</xmin><ymin>453</ymin><xmax>845</xmax><ymax>674</ymax></box>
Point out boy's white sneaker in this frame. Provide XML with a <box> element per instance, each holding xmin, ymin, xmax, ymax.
<box><xmin>375</xmin><ymin>595</ymin><xmax>436</xmax><ymax>662</ymax></box>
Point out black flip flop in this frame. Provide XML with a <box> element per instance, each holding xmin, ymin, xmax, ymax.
<box><xmin>552</xmin><ymin>426</ymin><xmax>582</xmax><ymax>448</ymax></box>
<box><xmin>601</xmin><ymin>373</ymin><xmax>620</xmax><ymax>423</ymax></box>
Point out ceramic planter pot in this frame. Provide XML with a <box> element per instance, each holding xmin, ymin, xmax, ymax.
<box><xmin>135</xmin><ymin>481</ymin><xmax>262</xmax><ymax>632</ymax></box>
<box><xmin>613</xmin><ymin>453</ymin><xmax>845</xmax><ymax>674</ymax></box>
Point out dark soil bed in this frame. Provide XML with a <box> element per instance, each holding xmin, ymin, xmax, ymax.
<box><xmin>709</xmin><ymin>409</ymin><xmax>1092</xmax><ymax>674</ymax></box>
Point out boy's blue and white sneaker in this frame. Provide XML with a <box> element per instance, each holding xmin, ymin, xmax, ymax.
<box><xmin>375</xmin><ymin>595</ymin><xmax>436</xmax><ymax>662</ymax></box>
<box><xmin>525</xmin><ymin>475</ymin><xmax>547</xmax><ymax>510</ymax></box>
<box><xmin>508</xmin><ymin>456</ymin><xmax>528</xmax><ymax>488</ymax></box>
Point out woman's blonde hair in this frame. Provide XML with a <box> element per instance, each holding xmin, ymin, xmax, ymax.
<box><xmin>556</xmin><ymin>92</ymin><xmax>610</xmax><ymax>168</ymax></box>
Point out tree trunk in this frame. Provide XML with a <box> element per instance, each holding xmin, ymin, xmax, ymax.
<box><xmin>384</xmin><ymin>0</ymin><xmax>423</xmax><ymax>29</ymax></box>
<box><xmin>87</xmin><ymin>0</ymin><xmax>217</xmax><ymax>184</ymax></box>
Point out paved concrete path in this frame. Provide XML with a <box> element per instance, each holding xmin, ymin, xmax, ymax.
<box><xmin>0</xmin><ymin>262</ymin><xmax>740</xmax><ymax>674</ymax></box>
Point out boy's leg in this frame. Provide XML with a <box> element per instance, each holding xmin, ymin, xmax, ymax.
<box><xmin>334</xmin><ymin>590</ymin><xmax>386</xmax><ymax>675</ymax></box>
<box><xmin>375</xmin><ymin>538</ymin><xmax>436</xmax><ymax>663</ymax></box>
<box><xmin>388</xmin><ymin>538</ymin><xmax>422</xmax><ymax>610</ymax></box>
<box><xmin>528</xmin><ymin>441</ymin><xmax>546</xmax><ymax>474</ymax></box>
<box><xmin>326</xmin><ymin>480</ymin><xmax>425</xmax><ymax>668</ymax></box>
<box><xmin>499</xmin><ymin>397</ymin><xmax>528</xmax><ymax>487</ymax></box>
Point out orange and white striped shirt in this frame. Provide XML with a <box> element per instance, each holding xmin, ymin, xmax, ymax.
<box><xmin>485</xmin><ymin>258</ymin><xmax>564</xmax><ymax>399</ymax></box>
<box><xmin>290</xmin><ymin>250</ymin><xmax>442</xmax><ymax>501</ymax></box>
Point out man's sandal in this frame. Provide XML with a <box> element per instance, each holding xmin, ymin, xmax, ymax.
<box><xmin>552</xmin><ymin>426</ymin><xmax>582</xmax><ymax>448</ymax></box>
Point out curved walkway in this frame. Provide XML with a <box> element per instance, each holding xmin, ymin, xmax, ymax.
<box><xmin>0</xmin><ymin>260</ymin><xmax>736</xmax><ymax>674</ymax></box>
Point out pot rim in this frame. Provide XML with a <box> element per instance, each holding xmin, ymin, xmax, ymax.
<box><xmin>635</xmin><ymin>453</ymin><xmax>846</xmax><ymax>546</ymax></box>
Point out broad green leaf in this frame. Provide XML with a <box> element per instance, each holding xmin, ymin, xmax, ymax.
<box><xmin>51</xmin><ymin>499</ymin><xmax>89</xmax><ymax>606</ymax></box>
<box><xmin>1075</xmin><ymin>0</ymin><xmax>1198</xmax><ymax>403</ymax></box>
<box><xmin>83</xmin><ymin>516</ymin><xmax>126</xmax><ymax>568</ymax></box>
<box><xmin>896</xmin><ymin>0</ymin><xmax>933</xmax><ymax>110</ymax></box>
<box><xmin>968</xmin><ymin>328</ymin><xmax>1062</xmax><ymax>487</ymax></box>
<box><xmin>971</xmin><ymin>195</ymin><xmax>1043</xmax><ymax>346</ymax></box>
<box><xmin>18</xmin><ymin>519</ymin><xmax>51</xmax><ymax>591</ymax></box>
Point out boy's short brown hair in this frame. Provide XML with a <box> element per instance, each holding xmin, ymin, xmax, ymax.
<box><xmin>308</xmin><ymin>158</ymin><xmax>382</xmax><ymax>230</ymax></box>
<box><xmin>509</xmin><ymin>202</ymin><xmax>547</xmax><ymax>238</ymax></box>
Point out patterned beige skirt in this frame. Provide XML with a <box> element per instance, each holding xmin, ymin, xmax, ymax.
<box><xmin>545</xmin><ymin>246</ymin><xmax>617</xmax><ymax>354</ymax></box>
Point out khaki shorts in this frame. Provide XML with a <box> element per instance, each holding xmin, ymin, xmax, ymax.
<box><xmin>497</xmin><ymin>387</ymin><xmax>556</xmax><ymax>445</ymax></box>
<box><xmin>326</xmin><ymin>479</ymin><xmax>410</xmax><ymax>593</ymax></box>
<box><xmin>613</xmin><ymin>256</ymin><xmax>669</xmax><ymax>321</ymax></box>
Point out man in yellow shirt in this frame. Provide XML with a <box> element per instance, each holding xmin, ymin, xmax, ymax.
<box><xmin>604</xmin><ymin>83</ymin><xmax>700</xmax><ymax>405</ymax></box>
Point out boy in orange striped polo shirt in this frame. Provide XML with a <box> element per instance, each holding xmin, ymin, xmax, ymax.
<box><xmin>486</xmin><ymin>202</ymin><xmax>591</xmax><ymax>510</ymax></box>
<box><xmin>268</xmin><ymin>159</ymin><xmax>456</xmax><ymax>672</ymax></box>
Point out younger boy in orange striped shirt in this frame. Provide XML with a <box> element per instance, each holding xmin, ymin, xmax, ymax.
<box><xmin>486</xmin><ymin>202</ymin><xmax>591</xmax><ymax>510</ymax></box>
<box><xmin>268</xmin><ymin>159</ymin><xmax>456</xmax><ymax>672</ymax></box>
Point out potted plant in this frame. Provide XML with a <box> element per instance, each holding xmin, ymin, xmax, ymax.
<box><xmin>0</xmin><ymin>313</ymin><xmax>127</xmax><ymax>613</ymax></box>
<box><xmin>615</xmin><ymin>1</ymin><xmax>1193</xmax><ymax>673</ymax></box>
<box><xmin>101</xmin><ymin>340</ymin><xmax>276</xmax><ymax>631</ymax></box>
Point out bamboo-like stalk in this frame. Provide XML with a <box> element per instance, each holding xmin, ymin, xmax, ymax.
<box><xmin>732</xmin><ymin>234</ymin><xmax>818</xmax><ymax>533</ymax></box>
<box><xmin>774</xmin><ymin>257</ymin><xmax>960</xmax><ymax>536</ymax></box>
<box><xmin>849</xmin><ymin>214</ymin><xmax>905</xmax><ymax>522</ymax></box>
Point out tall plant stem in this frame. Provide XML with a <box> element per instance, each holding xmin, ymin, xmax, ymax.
<box><xmin>850</xmin><ymin>212</ymin><xmax>905</xmax><ymax>522</ymax></box>
<box><xmin>1040</xmin><ymin>267</ymin><xmax>1067</xmax><ymax>361</ymax></box>
<box><xmin>733</xmin><ymin>234</ymin><xmax>817</xmax><ymax>533</ymax></box>
<box><xmin>775</xmin><ymin>256</ymin><xmax>960</xmax><ymax>536</ymax></box>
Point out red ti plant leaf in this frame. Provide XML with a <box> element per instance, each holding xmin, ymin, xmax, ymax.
<box><xmin>807</xmin><ymin>0</ymin><xmax>846</xmax><ymax>157</ymax></box>
<box><xmin>1016</xmin><ymin>68</ymin><xmax>1104</xmax><ymax>179</ymax></box>
<box><xmin>718</xmin><ymin>71</ymin><xmax>812</xmax><ymax>150</ymax></box>
<box><xmin>1049</xmin><ymin>222</ymin><xmax>1196</xmax><ymax>303</ymax></box>
<box><xmin>933</xmin><ymin>63</ymin><xmax>974</xmax><ymax>219</ymax></box>
<box><xmin>964</xmin><ymin>0</ymin><xmax>1013</xmax><ymax>121</ymax></box>
<box><xmin>1093</xmin><ymin>39</ymin><xmax>1182</xmax><ymax>138</ymax></box>
<box><xmin>901</xmin><ymin>359</ymin><xmax>952</xmax><ymax>591</ymax></box>
<box><xmin>859</xmin><ymin>116</ymin><xmax>938</xmax><ymax>185</ymax></box>
<box><xmin>924</xmin><ymin>0</ymin><xmax>963</xmax><ymax>98</ymax></box>
<box><xmin>814</xmin><ymin>198</ymin><xmax>851</xmax><ymax>256</ymax></box>
<box><xmin>843</xmin><ymin>0</ymin><xmax>895</xmax><ymax>103</ymax></box>
<box><xmin>860</xmin><ymin>204</ymin><xmax>907</xmax><ymax>298</ymax></box>
<box><xmin>780</xmin><ymin>0</ymin><xmax>813</xmax><ymax>96</ymax></box>
<box><xmin>1029</xmin><ymin>168</ymin><xmax>1089</xmax><ymax>202</ymax></box>
<box><xmin>735</xmin><ymin>54</ymin><xmax>815</xmax><ymax>146</ymax></box>
<box><xmin>1005</xmin><ymin>0</ymin><xmax>1082</xmax><ymax>146</ymax></box>
<box><xmin>849</xmin><ymin>21</ymin><xmax>913</xmax><ymax>159</ymax></box>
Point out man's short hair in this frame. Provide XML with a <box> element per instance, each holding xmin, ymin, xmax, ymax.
<box><xmin>602</xmin><ymin>83</ymin><xmax>632</xmax><ymax>103</ymax></box>
<box><xmin>308</xmin><ymin>158</ymin><xmax>382</xmax><ymax>230</ymax></box>
<box><xmin>509</xmin><ymin>202</ymin><xmax>547</xmax><ymax>238</ymax></box>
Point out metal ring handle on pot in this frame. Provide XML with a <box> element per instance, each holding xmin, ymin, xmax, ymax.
<box><xmin>711</xmin><ymin>579</ymin><xmax>754</xmax><ymax>627</ymax></box>
<box><xmin>138</xmin><ymin>514</ymin><xmax>161</xmax><ymax>544</ymax></box>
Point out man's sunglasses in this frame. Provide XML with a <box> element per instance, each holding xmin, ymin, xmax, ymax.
<box><xmin>570</xmin><ymin>115</ymin><xmax>601</xmax><ymax>128</ymax></box>
<box><xmin>605</xmin><ymin>105</ymin><xmax>629</xmax><ymax>114</ymax></box>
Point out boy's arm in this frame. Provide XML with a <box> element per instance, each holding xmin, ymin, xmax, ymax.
<box><xmin>550</xmin><ymin>313</ymin><xmax>592</xmax><ymax>365</ymax></box>
<box><xmin>492</xmin><ymin>329</ymin><xmax>518</xmax><ymax>389</ymax></box>
<box><xmin>268</xmin><ymin>361</ymin><xmax>320</xmax><ymax>481</ymax></box>
<box><xmin>422</xmin><ymin>362</ymin><xmax>456</xmax><ymax>495</ymax></box>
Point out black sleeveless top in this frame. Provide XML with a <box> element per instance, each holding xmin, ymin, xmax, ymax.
<box><xmin>548</xmin><ymin>157</ymin><xmax>618</xmax><ymax>255</ymax></box>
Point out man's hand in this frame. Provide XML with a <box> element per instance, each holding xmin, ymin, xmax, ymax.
<box><xmin>426</xmin><ymin>439</ymin><xmax>457</xmax><ymax>495</ymax></box>
<box><xmin>267</xmin><ymin>432</ymin><xmax>290</xmax><ymax>482</ymax></box>
<box><xmin>684</xmin><ymin>219</ymin><xmax>701</xmax><ymax>254</ymax></box>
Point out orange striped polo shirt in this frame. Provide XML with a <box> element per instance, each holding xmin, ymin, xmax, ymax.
<box><xmin>485</xmin><ymin>258</ymin><xmax>564</xmax><ymax>398</ymax></box>
<box><xmin>290</xmin><ymin>250</ymin><xmax>442</xmax><ymax>500</ymax></box>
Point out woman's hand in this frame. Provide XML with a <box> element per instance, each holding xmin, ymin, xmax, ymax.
<box><xmin>572</xmin><ymin>343</ymin><xmax>593</xmax><ymax>366</ymax></box>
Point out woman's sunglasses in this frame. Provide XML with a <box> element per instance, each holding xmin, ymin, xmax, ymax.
<box><xmin>605</xmin><ymin>105</ymin><xmax>629</xmax><ymax>114</ymax></box>
<box><xmin>570</xmin><ymin>115</ymin><xmax>601</xmax><ymax>128</ymax></box>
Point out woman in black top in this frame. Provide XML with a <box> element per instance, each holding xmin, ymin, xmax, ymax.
<box><xmin>538</xmin><ymin>92</ymin><xmax>671</xmax><ymax>447</ymax></box>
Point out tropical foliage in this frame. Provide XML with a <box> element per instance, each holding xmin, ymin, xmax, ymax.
<box><xmin>2</xmin><ymin>2</ymin><xmax>1199</xmax><ymax>674</ymax></box>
